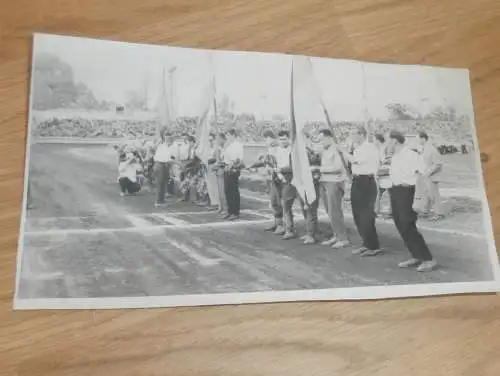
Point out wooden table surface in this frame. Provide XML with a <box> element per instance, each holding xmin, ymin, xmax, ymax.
<box><xmin>1</xmin><ymin>0</ymin><xmax>499</xmax><ymax>375</ymax></box>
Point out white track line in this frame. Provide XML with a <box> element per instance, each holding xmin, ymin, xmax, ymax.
<box><xmin>23</xmin><ymin>218</ymin><xmax>273</xmax><ymax>237</ymax></box>
<box><xmin>168</xmin><ymin>239</ymin><xmax>221</xmax><ymax>266</ymax></box>
<box><xmin>152</xmin><ymin>213</ymin><xmax>190</xmax><ymax>226</ymax></box>
<box><xmin>241</xmin><ymin>194</ymin><xmax>485</xmax><ymax>239</ymax></box>
<box><xmin>125</xmin><ymin>214</ymin><xmax>154</xmax><ymax>228</ymax></box>
<box><xmin>27</xmin><ymin>209</ymin><xmax>269</xmax><ymax>223</ymax></box>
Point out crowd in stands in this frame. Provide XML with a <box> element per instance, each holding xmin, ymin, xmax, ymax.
<box><xmin>31</xmin><ymin>114</ymin><xmax>474</xmax><ymax>153</ymax></box>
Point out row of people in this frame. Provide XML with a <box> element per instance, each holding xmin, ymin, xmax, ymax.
<box><xmin>115</xmin><ymin>125</ymin><xmax>443</xmax><ymax>273</ymax></box>
<box><xmin>152</xmin><ymin>129</ymin><xmax>245</xmax><ymax>220</ymax></box>
<box><xmin>252</xmin><ymin>127</ymin><xmax>439</xmax><ymax>272</ymax></box>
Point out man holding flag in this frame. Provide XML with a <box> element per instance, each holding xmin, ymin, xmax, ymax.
<box><xmin>280</xmin><ymin>58</ymin><xmax>319</xmax><ymax>241</ymax></box>
<box><xmin>222</xmin><ymin>128</ymin><xmax>245</xmax><ymax>220</ymax></box>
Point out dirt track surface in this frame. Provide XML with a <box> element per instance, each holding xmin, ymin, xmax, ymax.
<box><xmin>17</xmin><ymin>144</ymin><xmax>495</xmax><ymax>299</ymax></box>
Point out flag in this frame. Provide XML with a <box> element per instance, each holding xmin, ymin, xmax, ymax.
<box><xmin>156</xmin><ymin>66</ymin><xmax>170</xmax><ymax>136</ymax></box>
<box><xmin>290</xmin><ymin>56</ymin><xmax>317</xmax><ymax>206</ymax></box>
<box><xmin>195</xmin><ymin>74</ymin><xmax>216</xmax><ymax>165</ymax></box>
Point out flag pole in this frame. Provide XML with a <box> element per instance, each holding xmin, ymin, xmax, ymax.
<box><xmin>306</xmin><ymin>57</ymin><xmax>352</xmax><ymax>182</ymax></box>
<box><xmin>210</xmin><ymin>54</ymin><xmax>218</xmax><ymax>130</ymax></box>
<box><xmin>361</xmin><ymin>63</ymin><xmax>374</xmax><ymax>142</ymax></box>
<box><xmin>156</xmin><ymin>66</ymin><xmax>167</xmax><ymax>138</ymax></box>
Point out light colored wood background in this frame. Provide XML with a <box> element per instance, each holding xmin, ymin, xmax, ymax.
<box><xmin>1</xmin><ymin>0</ymin><xmax>499</xmax><ymax>375</ymax></box>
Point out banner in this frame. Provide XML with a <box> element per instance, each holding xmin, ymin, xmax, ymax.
<box><xmin>290</xmin><ymin>56</ymin><xmax>317</xmax><ymax>206</ymax></box>
<box><xmin>195</xmin><ymin>75</ymin><xmax>216</xmax><ymax>165</ymax></box>
<box><xmin>156</xmin><ymin>66</ymin><xmax>170</xmax><ymax>136</ymax></box>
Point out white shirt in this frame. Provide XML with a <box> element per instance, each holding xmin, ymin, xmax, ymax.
<box><xmin>154</xmin><ymin>143</ymin><xmax>173</xmax><ymax>163</ymax></box>
<box><xmin>222</xmin><ymin>139</ymin><xmax>244</xmax><ymax>163</ymax></box>
<box><xmin>351</xmin><ymin>141</ymin><xmax>380</xmax><ymax>175</ymax></box>
<box><xmin>118</xmin><ymin>161</ymin><xmax>141</xmax><ymax>183</ymax></box>
<box><xmin>172</xmin><ymin>142</ymin><xmax>191</xmax><ymax>161</ymax></box>
<box><xmin>421</xmin><ymin>142</ymin><xmax>443</xmax><ymax>181</ymax></box>
<box><xmin>390</xmin><ymin>146</ymin><xmax>425</xmax><ymax>186</ymax></box>
<box><xmin>275</xmin><ymin>146</ymin><xmax>291</xmax><ymax>169</ymax></box>
<box><xmin>320</xmin><ymin>145</ymin><xmax>345</xmax><ymax>182</ymax></box>
<box><xmin>262</xmin><ymin>145</ymin><xmax>280</xmax><ymax>180</ymax></box>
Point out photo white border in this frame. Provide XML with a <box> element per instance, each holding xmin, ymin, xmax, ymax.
<box><xmin>13</xmin><ymin>33</ymin><xmax>500</xmax><ymax>310</ymax></box>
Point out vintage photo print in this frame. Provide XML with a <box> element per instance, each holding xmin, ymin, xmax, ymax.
<box><xmin>14</xmin><ymin>33</ymin><xmax>500</xmax><ymax>309</ymax></box>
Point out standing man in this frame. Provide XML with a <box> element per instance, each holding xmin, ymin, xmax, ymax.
<box><xmin>205</xmin><ymin>132</ymin><xmax>220</xmax><ymax>210</ymax></box>
<box><xmin>318</xmin><ymin>129</ymin><xmax>351</xmax><ymax>249</ymax></box>
<box><xmin>300</xmin><ymin>146</ymin><xmax>322</xmax><ymax>244</ymax></box>
<box><xmin>249</xmin><ymin>130</ymin><xmax>283</xmax><ymax>232</ymax></box>
<box><xmin>342</xmin><ymin>126</ymin><xmax>381</xmax><ymax>256</ymax></box>
<box><xmin>153</xmin><ymin>128</ymin><xmax>174</xmax><ymax>208</ymax></box>
<box><xmin>388</xmin><ymin>130</ymin><xmax>436</xmax><ymax>272</ymax></box>
<box><xmin>275</xmin><ymin>130</ymin><xmax>296</xmax><ymax>239</ymax></box>
<box><xmin>212</xmin><ymin>132</ymin><xmax>228</xmax><ymax>214</ymax></box>
<box><xmin>222</xmin><ymin>129</ymin><xmax>245</xmax><ymax>220</ymax></box>
<box><xmin>418</xmin><ymin>131</ymin><xmax>445</xmax><ymax>221</ymax></box>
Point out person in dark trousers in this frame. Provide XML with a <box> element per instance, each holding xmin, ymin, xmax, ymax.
<box><xmin>247</xmin><ymin>130</ymin><xmax>282</xmax><ymax>232</ymax></box>
<box><xmin>153</xmin><ymin>129</ymin><xmax>175</xmax><ymax>208</ymax></box>
<box><xmin>341</xmin><ymin>126</ymin><xmax>381</xmax><ymax>256</ymax></box>
<box><xmin>222</xmin><ymin>129</ymin><xmax>245</xmax><ymax>220</ymax></box>
<box><xmin>387</xmin><ymin>130</ymin><xmax>437</xmax><ymax>272</ymax></box>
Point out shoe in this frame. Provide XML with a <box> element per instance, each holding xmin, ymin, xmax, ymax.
<box><xmin>352</xmin><ymin>247</ymin><xmax>367</xmax><ymax>255</ymax></box>
<box><xmin>360</xmin><ymin>249</ymin><xmax>382</xmax><ymax>257</ymax></box>
<box><xmin>265</xmin><ymin>225</ymin><xmax>277</xmax><ymax>232</ymax></box>
<box><xmin>417</xmin><ymin>260</ymin><xmax>437</xmax><ymax>272</ymax></box>
<box><xmin>331</xmin><ymin>240</ymin><xmax>351</xmax><ymax>249</ymax></box>
<box><xmin>283</xmin><ymin>232</ymin><xmax>296</xmax><ymax>240</ymax></box>
<box><xmin>321</xmin><ymin>237</ymin><xmax>337</xmax><ymax>246</ymax></box>
<box><xmin>274</xmin><ymin>226</ymin><xmax>285</xmax><ymax>235</ymax></box>
<box><xmin>223</xmin><ymin>214</ymin><xmax>232</xmax><ymax>220</ymax></box>
<box><xmin>120</xmin><ymin>192</ymin><xmax>125</xmax><ymax>197</ymax></box>
<box><xmin>228</xmin><ymin>215</ymin><xmax>240</xmax><ymax>221</ymax></box>
<box><xmin>302</xmin><ymin>235</ymin><xmax>316</xmax><ymax>244</ymax></box>
<box><xmin>398</xmin><ymin>259</ymin><xmax>421</xmax><ymax>268</ymax></box>
<box><xmin>300</xmin><ymin>234</ymin><xmax>308</xmax><ymax>241</ymax></box>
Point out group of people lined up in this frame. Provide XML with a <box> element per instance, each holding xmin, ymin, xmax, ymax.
<box><xmin>248</xmin><ymin>127</ymin><xmax>443</xmax><ymax>273</ymax></box>
<box><xmin>116</xmin><ymin>128</ymin><xmax>246</xmax><ymax>221</ymax></box>
<box><xmin>115</xmin><ymin>124</ymin><xmax>444</xmax><ymax>273</ymax></box>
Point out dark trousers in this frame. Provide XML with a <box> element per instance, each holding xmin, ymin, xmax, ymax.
<box><xmin>119</xmin><ymin>177</ymin><xmax>141</xmax><ymax>194</ymax></box>
<box><xmin>224</xmin><ymin>171</ymin><xmax>240</xmax><ymax>215</ymax></box>
<box><xmin>166</xmin><ymin>163</ymin><xmax>175</xmax><ymax>195</ymax></box>
<box><xmin>351</xmin><ymin>175</ymin><xmax>379</xmax><ymax>250</ymax></box>
<box><xmin>389</xmin><ymin>185</ymin><xmax>433</xmax><ymax>261</ymax></box>
<box><xmin>155</xmin><ymin>162</ymin><xmax>169</xmax><ymax>203</ymax></box>
<box><xmin>282</xmin><ymin>182</ymin><xmax>312</xmax><ymax>234</ymax></box>
<box><xmin>267</xmin><ymin>180</ymin><xmax>283</xmax><ymax>219</ymax></box>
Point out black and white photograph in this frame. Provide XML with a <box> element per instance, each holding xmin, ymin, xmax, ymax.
<box><xmin>14</xmin><ymin>33</ymin><xmax>500</xmax><ymax>309</ymax></box>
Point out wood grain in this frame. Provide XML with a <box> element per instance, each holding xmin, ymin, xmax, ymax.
<box><xmin>1</xmin><ymin>0</ymin><xmax>499</xmax><ymax>375</ymax></box>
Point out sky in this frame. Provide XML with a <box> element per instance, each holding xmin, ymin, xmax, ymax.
<box><xmin>32</xmin><ymin>33</ymin><xmax>475</xmax><ymax>121</ymax></box>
